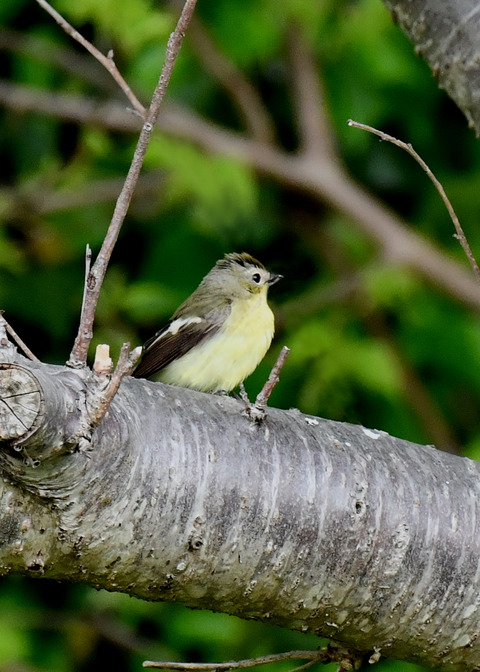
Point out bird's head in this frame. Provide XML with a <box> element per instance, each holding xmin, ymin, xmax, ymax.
<box><xmin>213</xmin><ymin>252</ymin><xmax>282</xmax><ymax>298</ymax></box>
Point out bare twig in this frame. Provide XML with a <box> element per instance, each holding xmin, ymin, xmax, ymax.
<box><xmin>78</xmin><ymin>244</ymin><xmax>92</xmax><ymax>346</ymax></box>
<box><xmin>255</xmin><ymin>345</ymin><xmax>290</xmax><ymax>407</ymax></box>
<box><xmin>0</xmin><ymin>174</ymin><xmax>164</xmax><ymax>223</ymax></box>
<box><xmin>347</xmin><ymin>119</ymin><xmax>480</xmax><ymax>284</ymax></box>
<box><xmin>88</xmin><ymin>343</ymin><xmax>139</xmax><ymax>426</ymax></box>
<box><xmin>66</xmin><ymin>0</ymin><xmax>198</xmax><ymax>367</ymax></box>
<box><xmin>242</xmin><ymin>346</ymin><xmax>290</xmax><ymax>422</ymax></box>
<box><xmin>0</xmin><ymin>312</ymin><xmax>39</xmax><ymax>362</ymax></box>
<box><xmin>34</xmin><ymin>0</ymin><xmax>145</xmax><ymax>116</ymax></box>
<box><xmin>143</xmin><ymin>649</ymin><xmax>327</xmax><ymax>670</ymax></box>
<box><xmin>144</xmin><ymin>643</ymin><xmax>372</xmax><ymax>672</ymax></box>
<box><xmin>287</xmin><ymin>659</ymin><xmax>321</xmax><ymax>672</ymax></box>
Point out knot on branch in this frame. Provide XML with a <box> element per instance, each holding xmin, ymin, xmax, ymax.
<box><xmin>0</xmin><ymin>358</ymin><xmax>91</xmax><ymax>496</ymax></box>
<box><xmin>0</xmin><ymin>363</ymin><xmax>42</xmax><ymax>444</ymax></box>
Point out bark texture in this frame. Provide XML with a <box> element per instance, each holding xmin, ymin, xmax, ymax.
<box><xmin>383</xmin><ymin>0</ymin><xmax>480</xmax><ymax>136</ymax></box>
<box><xmin>1</xmin><ymin>353</ymin><xmax>480</xmax><ymax>671</ymax></box>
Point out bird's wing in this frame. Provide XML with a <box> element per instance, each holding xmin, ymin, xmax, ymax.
<box><xmin>132</xmin><ymin>315</ymin><xmax>221</xmax><ymax>379</ymax></box>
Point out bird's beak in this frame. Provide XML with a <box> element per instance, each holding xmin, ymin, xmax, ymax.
<box><xmin>268</xmin><ymin>273</ymin><xmax>283</xmax><ymax>286</ymax></box>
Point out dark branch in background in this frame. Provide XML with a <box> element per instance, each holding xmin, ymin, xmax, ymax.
<box><xmin>0</xmin><ymin>28</ymin><xmax>119</xmax><ymax>95</ymax></box>
<box><xmin>184</xmin><ymin>14</ymin><xmax>275</xmax><ymax>144</ymax></box>
<box><xmin>0</xmin><ymin>172</ymin><xmax>165</xmax><ymax>218</ymax></box>
<box><xmin>60</xmin><ymin>0</ymin><xmax>198</xmax><ymax>367</ymax></box>
<box><xmin>348</xmin><ymin>119</ymin><xmax>480</xmax><ymax>283</ymax></box>
<box><xmin>287</xmin><ymin>26</ymin><xmax>338</xmax><ymax>162</ymax></box>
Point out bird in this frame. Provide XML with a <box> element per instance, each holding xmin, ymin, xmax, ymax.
<box><xmin>132</xmin><ymin>252</ymin><xmax>282</xmax><ymax>392</ymax></box>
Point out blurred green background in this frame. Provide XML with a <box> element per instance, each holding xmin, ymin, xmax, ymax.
<box><xmin>0</xmin><ymin>0</ymin><xmax>478</xmax><ymax>670</ymax></box>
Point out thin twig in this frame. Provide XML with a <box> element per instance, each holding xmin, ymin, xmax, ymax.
<box><xmin>144</xmin><ymin>645</ymin><xmax>372</xmax><ymax>672</ymax></box>
<box><xmin>78</xmin><ymin>244</ymin><xmax>92</xmax><ymax>343</ymax></box>
<box><xmin>242</xmin><ymin>347</ymin><xmax>290</xmax><ymax>423</ymax></box>
<box><xmin>287</xmin><ymin>659</ymin><xmax>321</xmax><ymax>672</ymax></box>
<box><xmin>88</xmin><ymin>342</ymin><xmax>134</xmax><ymax>426</ymax></box>
<box><xmin>0</xmin><ymin>312</ymin><xmax>39</xmax><ymax>362</ymax></box>
<box><xmin>255</xmin><ymin>345</ymin><xmax>290</xmax><ymax>407</ymax></box>
<box><xmin>35</xmin><ymin>0</ymin><xmax>145</xmax><ymax>116</ymax></box>
<box><xmin>347</xmin><ymin>119</ymin><xmax>480</xmax><ymax>284</ymax></box>
<box><xmin>143</xmin><ymin>649</ymin><xmax>328</xmax><ymax>670</ymax></box>
<box><xmin>66</xmin><ymin>0</ymin><xmax>198</xmax><ymax>367</ymax></box>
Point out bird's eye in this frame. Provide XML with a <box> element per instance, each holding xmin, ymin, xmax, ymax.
<box><xmin>252</xmin><ymin>273</ymin><xmax>261</xmax><ymax>283</ymax></box>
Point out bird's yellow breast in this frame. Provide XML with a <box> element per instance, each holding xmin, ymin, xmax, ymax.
<box><xmin>159</xmin><ymin>291</ymin><xmax>275</xmax><ymax>392</ymax></box>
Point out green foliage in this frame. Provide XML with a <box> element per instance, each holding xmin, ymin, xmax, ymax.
<box><xmin>145</xmin><ymin>136</ymin><xmax>266</xmax><ymax>245</ymax></box>
<box><xmin>202</xmin><ymin>0</ymin><xmax>285</xmax><ymax>68</ymax></box>
<box><xmin>55</xmin><ymin>0</ymin><xmax>173</xmax><ymax>55</ymax></box>
<box><xmin>0</xmin><ymin>0</ymin><xmax>478</xmax><ymax>669</ymax></box>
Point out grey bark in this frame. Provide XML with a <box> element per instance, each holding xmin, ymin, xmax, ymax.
<box><xmin>1</xmin><ymin>343</ymin><xmax>480</xmax><ymax>671</ymax></box>
<box><xmin>382</xmin><ymin>0</ymin><xmax>480</xmax><ymax>136</ymax></box>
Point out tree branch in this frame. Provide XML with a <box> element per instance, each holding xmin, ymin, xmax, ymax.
<box><xmin>184</xmin><ymin>14</ymin><xmax>275</xmax><ymax>143</ymax></box>
<box><xmin>1</xmin><ymin>353</ymin><xmax>480</xmax><ymax>671</ymax></box>
<box><xmin>348</xmin><ymin>119</ymin><xmax>480</xmax><ymax>283</ymax></box>
<box><xmin>0</xmin><ymin>172</ymin><xmax>165</xmax><ymax>218</ymax></box>
<box><xmin>144</xmin><ymin>650</ymin><xmax>327</xmax><ymax>671</ymax></box>
<box><xmin>1</xmin><ymin>313</ymin><xmax>39</xmax><ymax>362</ymax></box>
<box><xmin>287</xmin><ymin>25</ymin><xmax>338</xmax><ymax>162</ymax></box>
<box><xmin>241</xmin><ymin>346</ymin><xmax>291</xmax><ymax>422</ymax></box>
<box><xmin>382</xmin><ymin>0</ymin><xmax>480</xmax><ymax>137</ymax></box>
<box><xmin>143</xmin><ymin>645</ymin><xmax>365</xmax><ymax>671</ymax></box>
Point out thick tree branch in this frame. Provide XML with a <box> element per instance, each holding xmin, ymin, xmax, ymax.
<box><xmin>382</xmin><ymin>0</ymin><xmax>480</xmax><ymax>137</ymax></box>
<box><xmin>0</xmin><ymin>80</ymin><xmax>141</xmax><ymax>129</ymax></box>
<box><xmin>1</xmin><ymin>352</ymin><xmax>480</xmax><ymax>671</ymax></box>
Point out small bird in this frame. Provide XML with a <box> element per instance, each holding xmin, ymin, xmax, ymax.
<box><xmin>133</xmin><ymin>252</ymin><xmax>282</xmax><ymax>392</ymax></box>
